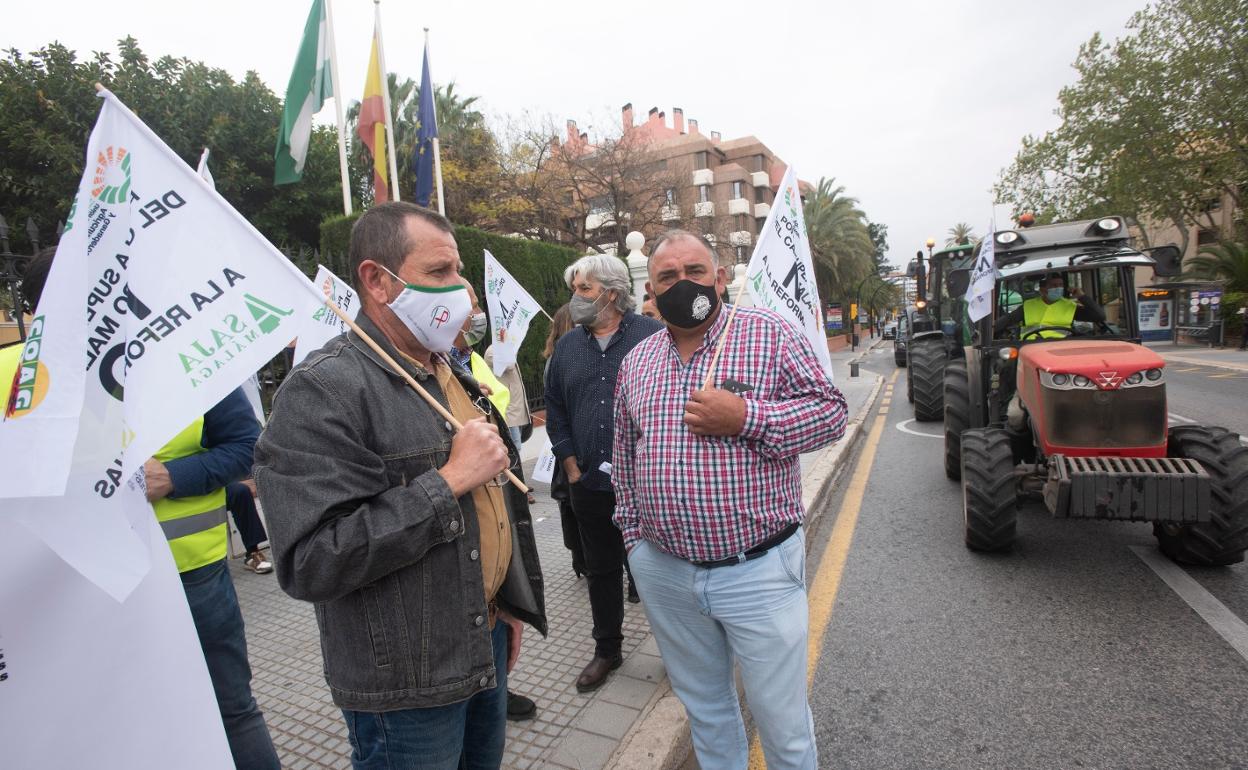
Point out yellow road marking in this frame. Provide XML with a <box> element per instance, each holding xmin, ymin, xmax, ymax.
<box><xmin>890</xmin><ymin>370</ymin><xmax>900</xmax><ymax>384</ymax></box>
<box><xmin>880</xmin><ymin>398</ymin><xmax>892</xmax><ymax>406</ymax></box>
<box><xmin>878</xmin><ymin>407</ymin><xmax>889</xmax><ymax>415</ymax></box>
<box><xmin>1173</xmin><ymin>367</ymin><xmax>1202</xmax><ymax>372</ymax></box>
<box><xmin>747</xmin><ymin>409</ymin><xmax>889</xmax><ymax>768</ymax></box>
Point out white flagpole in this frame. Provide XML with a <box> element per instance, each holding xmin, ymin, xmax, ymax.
<box><xmin>374</xmin><ymin>0</ymin><xmax>401</xmax><ymax>202</ymax></box>
<box><xmin>324</xmin><ymin>0</ymin><xmax>353</xmax><ymax>215</ymax></box>
<box><xmin>425</xmin><ymin>28</ymin><xmax>446</xmax><ymax>216</ymax></box>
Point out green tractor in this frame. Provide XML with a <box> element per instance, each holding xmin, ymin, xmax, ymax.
<box><xmin>904</xmin><ymin>243</ymin><xmax>976</xmax><ymax>422</ymax></box>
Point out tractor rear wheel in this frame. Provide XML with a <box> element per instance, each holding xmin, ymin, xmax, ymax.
<box><xmin>944</xmin><ymin>358</ymin><xmax>970</xmax><ymax>481</ymax></box>
<box><xmin>1154</xmin><ymin>425</ymin><xmax>1248</xmax><ymax>566</ymax></box>
<box><xmin>961</xmin><ymin>428</ymin><xmax>1018</xmax><ymax>552</ymax></box>
<box><xmin>909</xmin><ymin>338</ymin><xmax>945</xmax><ymax>422</ymax></box>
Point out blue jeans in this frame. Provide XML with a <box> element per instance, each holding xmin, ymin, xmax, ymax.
<box><xmin>342</xmin><ymin>621</ymin><xmax>508</xmax><ymax>770</ymax></box>
<box><xmin>627</xmin><ymin>530</ymin><xmax>817</xmax><ymax>770</ymax></box>
<box><xmin>181</xmin><ymin>558</ymin><xmax>280</xmax><ymax>770</ymax></box>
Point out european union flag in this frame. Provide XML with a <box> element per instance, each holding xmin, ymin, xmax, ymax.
<box><xmin>413</xmin><ymin>42</ymin><xmax>439</xmax><ymax>208</ymax></box>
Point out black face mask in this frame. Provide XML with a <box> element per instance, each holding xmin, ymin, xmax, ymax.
<box><xmin>655</xmin><ymin>279</ymin><xmax>720</xmax><ymax>329</ymax></box>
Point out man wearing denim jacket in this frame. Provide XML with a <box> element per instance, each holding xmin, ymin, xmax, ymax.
<box><xmin>255</xmin><ymin>203</ymin><xmax>546</xmax><ymax>770</ymax></box>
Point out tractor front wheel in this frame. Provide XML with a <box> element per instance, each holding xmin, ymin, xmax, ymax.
<box><xmin>944</xmin><ymin>358</ymin><xmax>970</xmax><ymax>481</ymax></box>
<box><xmin>1154</xmin><ymin>425</ymin><xmax>1248</xmax><ymax>566</ymax></box>
<box><xmin>909</xmin><ymin>338</ymin><xmax>945</xmax><ymax>421</ymax></box>
<box><xmin>961</xmin><ymin>428</ymin><xmax>1018</xmax><ymax>552</ymax></box>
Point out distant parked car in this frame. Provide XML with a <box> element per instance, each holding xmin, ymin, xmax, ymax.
<box><xmin>883</xmin><ymin>323</ymin><xmax>897</xmax><ymax>340</ymax></box>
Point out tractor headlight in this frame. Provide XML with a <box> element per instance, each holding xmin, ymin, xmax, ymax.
<box><xmin>1040</xmin><ymin>371</ymin><xmax>1082</xmax><ymax>389</ymax></box>
<box><xmin>1122</xmin><ymin>368</ymin><xmax>1165</xmax><ymax>388</ymax></box>
<box><xmin>1073</xmin><ymin>375</ymin><xmax>1091</xmax><ymax>388</ymax></box>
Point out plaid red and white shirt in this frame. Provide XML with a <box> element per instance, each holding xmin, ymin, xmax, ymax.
<box><xmin>612</xmin><ymin>305</ymin><xmax>847</xmax><ymax>562</ymax></box>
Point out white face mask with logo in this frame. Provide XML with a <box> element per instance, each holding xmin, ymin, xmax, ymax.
<box><xmin>381</xmin><ymin>266</ymin><xmax>472</xmax><ymax>353</ymax></box>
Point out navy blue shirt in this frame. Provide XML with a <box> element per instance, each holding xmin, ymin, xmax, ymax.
<box><xmin>544</xmin><ymin>312</ymin><xmax>664</xmax><ymax>492</ymax></box>
<box><xmin>164</xmin><ymin>387</ymin><xmax>260</xmax><ymax>497</ymax></box>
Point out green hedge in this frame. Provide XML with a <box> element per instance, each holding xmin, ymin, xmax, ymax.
<box><xmin>321</xmin><ymin>212</ymin><xmax>584</xmax><ymax>409</ymax></box>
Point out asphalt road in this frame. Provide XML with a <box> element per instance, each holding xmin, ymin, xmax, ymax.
<box><xmin>803</xmin><ymin>348</ymin><xmax>1248</xmax><ymax>770</ymax></box>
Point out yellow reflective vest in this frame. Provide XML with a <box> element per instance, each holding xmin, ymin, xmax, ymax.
<box><xmin>470</xmin><ymin>351</ymin><xmax>510</xmax><ymax>417</ymax></box>
<box><xmin>152</xmin><ymin>418</ymin><xmax>229</xmax><ymax>573</ymax></box>
<box><xmin>0</xmin><ymin>344</ymin><xmax>19</xmax><ymax>405</ymax></box>
<box><xmin>1023</xmin><ymin>297</ymin><xmax>1078</xmax><ymax>338</ymax></box>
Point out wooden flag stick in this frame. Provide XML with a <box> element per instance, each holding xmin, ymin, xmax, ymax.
<box><xmin>322</xmin><ymin>299</ymin><xmax>530</xmax><ymax>494</ymax></box>
<box><xmin>699</xmin><ymin>269</ymin><xmax>752</xmax><ymax>391</ymax></box>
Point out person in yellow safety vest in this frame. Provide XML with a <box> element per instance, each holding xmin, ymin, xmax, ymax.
<box><xmin>17</xmin><ymin>246</ymin><xmax>280</xmax><ymax>770</ymax></box>
<box><xmin>447</xmin><ymin>273</ymin><xmax>547</xmax><ymax>723</ymax></box>
<box><xmin>995</xmin><ymin>272</ymin><xmax>1107</xmax><ymax>338</ymax></box>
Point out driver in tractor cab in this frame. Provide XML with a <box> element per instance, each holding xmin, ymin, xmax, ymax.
<box><xmin>993</xmin><ymin>272</ymin><xmax>1106</xmax><ymax>339</ymax></box>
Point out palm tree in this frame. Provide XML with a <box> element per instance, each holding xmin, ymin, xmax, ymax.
<box><xmin>804</xmin><ymin>178</ymin><xmax>875</xmax><ymax>300</ymax></box>
<box><xmin>1185</xmin><ymin>241</ymin><xmax>1248</xmax><ymax>293</ymax></box>
<box><xmin>947</xmin><ymin>222</ymin><xmax>976</xmax><ymax>246</ymax></box>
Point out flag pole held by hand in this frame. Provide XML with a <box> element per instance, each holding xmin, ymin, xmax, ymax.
<box><xmin>699</xmin><ymin>270</ymin><xmax>752</xmax><ymax>391</ymax></box>
<box><xmin>321</xmin><ymin>298</ymin><xmax>530</xmax><ymax>494</ymax></box>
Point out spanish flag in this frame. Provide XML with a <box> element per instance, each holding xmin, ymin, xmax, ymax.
<box><xmin>358</xmin><ymin>24</ymin><xmax>390</xmax><ymax>203</ymax></box>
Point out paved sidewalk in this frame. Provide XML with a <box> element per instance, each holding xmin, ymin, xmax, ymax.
<box><xmin>230</xmin><ymin>340</ymin><xmax>886</xmax><ymax>770</ymax></box>
<box><xmin>1147</xmin><ymin>341</ymin><xmax>1248</xmax><ymax>372</ymax></box>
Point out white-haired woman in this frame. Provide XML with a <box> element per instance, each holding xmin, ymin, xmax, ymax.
<box><xmin>544</xmin><ymin>252</ymin><xmax>664</xmax><ymax>692</ymax></box>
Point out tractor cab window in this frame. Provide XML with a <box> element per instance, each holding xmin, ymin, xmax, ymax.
<box><xmin>1096</xmin><ymin>266</ymin><xmax>1124</xmax><ymax>332</ymax></box>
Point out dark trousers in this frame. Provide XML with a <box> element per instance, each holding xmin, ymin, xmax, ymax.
<box><xmin>181</xmin><ymin>559</ymin><xmax>280</xmax><ymax>770</ymax></box>
<box><xmin>569</xmin><ymin>483</ymin><xmax>625</xmax><ymax>658</ymax></box>
<box><xmin>226</xmin><ymin>482</ymin><xmax>268</xmax><ymax>553</ymax></box>
<box><xmin>342</xmin><ymin>621</ymin><xmax>508</xmax><ymax>770</ymax></box>
<box><xmin>559</xmin><ymin>499</ymin><xmax>586</xmax><ymax>575</ymax></box>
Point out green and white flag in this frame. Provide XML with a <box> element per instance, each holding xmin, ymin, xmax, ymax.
<box><xmin>275</xmin><ymin>0</ymin><xmax>334</xmax><ymax>184</ymax></box>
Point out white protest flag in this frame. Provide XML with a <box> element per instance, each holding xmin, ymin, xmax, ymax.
<box><xmin>745</xmin><ymin>166</ymin><xmax>834</xmax><ymax>377</ymax></box>
<box><xmin>196</xmin><ymin>147</ymin><xmax>214</xmax><ymax>187</ymax></box>
<box><xmin>482</xmin><ymin>249</ymin><xmax>544</xmax><ymax>376</ymax></box>
<box><xmin>197</xmin><ymin>148</ymin><xmax>267</xmax><ymax>426</ymax></box>
<box><xmin>293</xmin><ymin>264</ymin><xmax>359</xmax><ymax>366</ymax></box>
<box><xmin>966</xmin><ymin>222</ymin><xmax>996</xmax><ymax>322</ymax></box>
<box><xmin>0</xmin><ymin>88</ymin><xmax>332</xmax><ymax>768</ymax></box>
<box><xmin>532</xmin><ymin>436</ymin><xmax>557</xmax><ymax>484</ymax></box>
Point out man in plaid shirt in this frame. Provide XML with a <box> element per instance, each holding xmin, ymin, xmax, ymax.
<box><xmin>613</xmin><ymin>230</ymin><xmax>846</xmax><ymax>770</ymax></box>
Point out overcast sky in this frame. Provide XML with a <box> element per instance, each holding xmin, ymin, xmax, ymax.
<box><xmin>6</xmin><ymin>0</ymin><xmax>1146</xmax><ymax>266</ymax></box>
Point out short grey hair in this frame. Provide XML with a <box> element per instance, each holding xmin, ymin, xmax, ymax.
<box><xmin>564</xmin><ymin>253</ymin><xmax>636</xmax><ymax>314</ymax></box>
<box><xmin>651</xmin><ymin>229</ymin><xmax>715</xmax><ymax>263</ymax></box>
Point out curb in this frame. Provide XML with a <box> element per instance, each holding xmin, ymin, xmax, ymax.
<box><xmin>604</xmin><ymin>368</ymin><xmax>888</xmax><ymax>770</ymax></box>
<box><xmin>1158</xmin><ymin>352</ymin><xmax>1248</xmax><ymax>373</ymax></box>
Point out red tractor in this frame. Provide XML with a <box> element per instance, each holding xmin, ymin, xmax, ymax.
<box><xmin>943</xmin><ymin>216</ymin><xmax>1248</xmax><ymax>565</ymax></box>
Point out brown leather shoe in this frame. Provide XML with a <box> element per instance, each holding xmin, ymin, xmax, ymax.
<box><xmin>575</xmin><ymin>654</ymin><xmax>622</xmax><ymax>693</ymax></box>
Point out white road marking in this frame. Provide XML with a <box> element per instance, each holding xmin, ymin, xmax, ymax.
<box><xmin>1169</xmin><ymin>413</ymin><xmax>1195</xmax><ymax>423</ymax></box>
<box><xmin>536</xmin><ymin>517</ymin><xmax>546</xmax><ymax>523</ymax></box>
<box><xmin>895</xmin><ymin>418</ymin><xmax>942</xmax><ymax>439</ymax></box>
<box><xmin>1131</xmin><ymin>546</ymin><xmax>1248</xmax><ymax>664</ymax></box>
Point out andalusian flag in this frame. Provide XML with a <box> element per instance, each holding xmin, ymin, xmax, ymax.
<box><xmin>358</xmin><ymin>23</ymin><xmax>391</xmax><ymax>203</ymax></box>
<box><xmin>275</xmin><ymin>0</ymin><xmax>334</xmax><ymax>185</ymax></box>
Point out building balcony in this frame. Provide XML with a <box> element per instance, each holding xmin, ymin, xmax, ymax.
<box><xmin>727</xmin><ymin>198</ymin><xmax>751</xmax><ymax>216</ymax></box>
<box><xmin>729</xmin><ymin>231</ymin><xmax>753</xmax><ymax>247</ymax></box>
<box><xmin>585</xmin><ymin>212</ymin><xmax>615</xmax><ymax>230</ymax></box>
<box><xmin>694</xmin><ymin>201</ymin><xmax>714</xmax><ymax>218</ymax></box>
<box><xmin>754</xmin><ymin>202</ymin><xmax>771</xmax><ymax>219</ymax></box>
<box><xmin>661</xmin><ymin>205</ymin><xmax>681</xmax><ymax>222</ymax></box>
<box><xmin>703</xmin><ymin>233</ymin><xmax>717</xmax><ymax>246</ymax></box>
<box><xmin>692</xmin><ymin>168</ymin><xmax>714</xmax><ymax>187</ymax></box>
<box><xmin>751</xmin><ymin>171</ymin><xmax>769</xmax><ymax>187</ymax></box>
